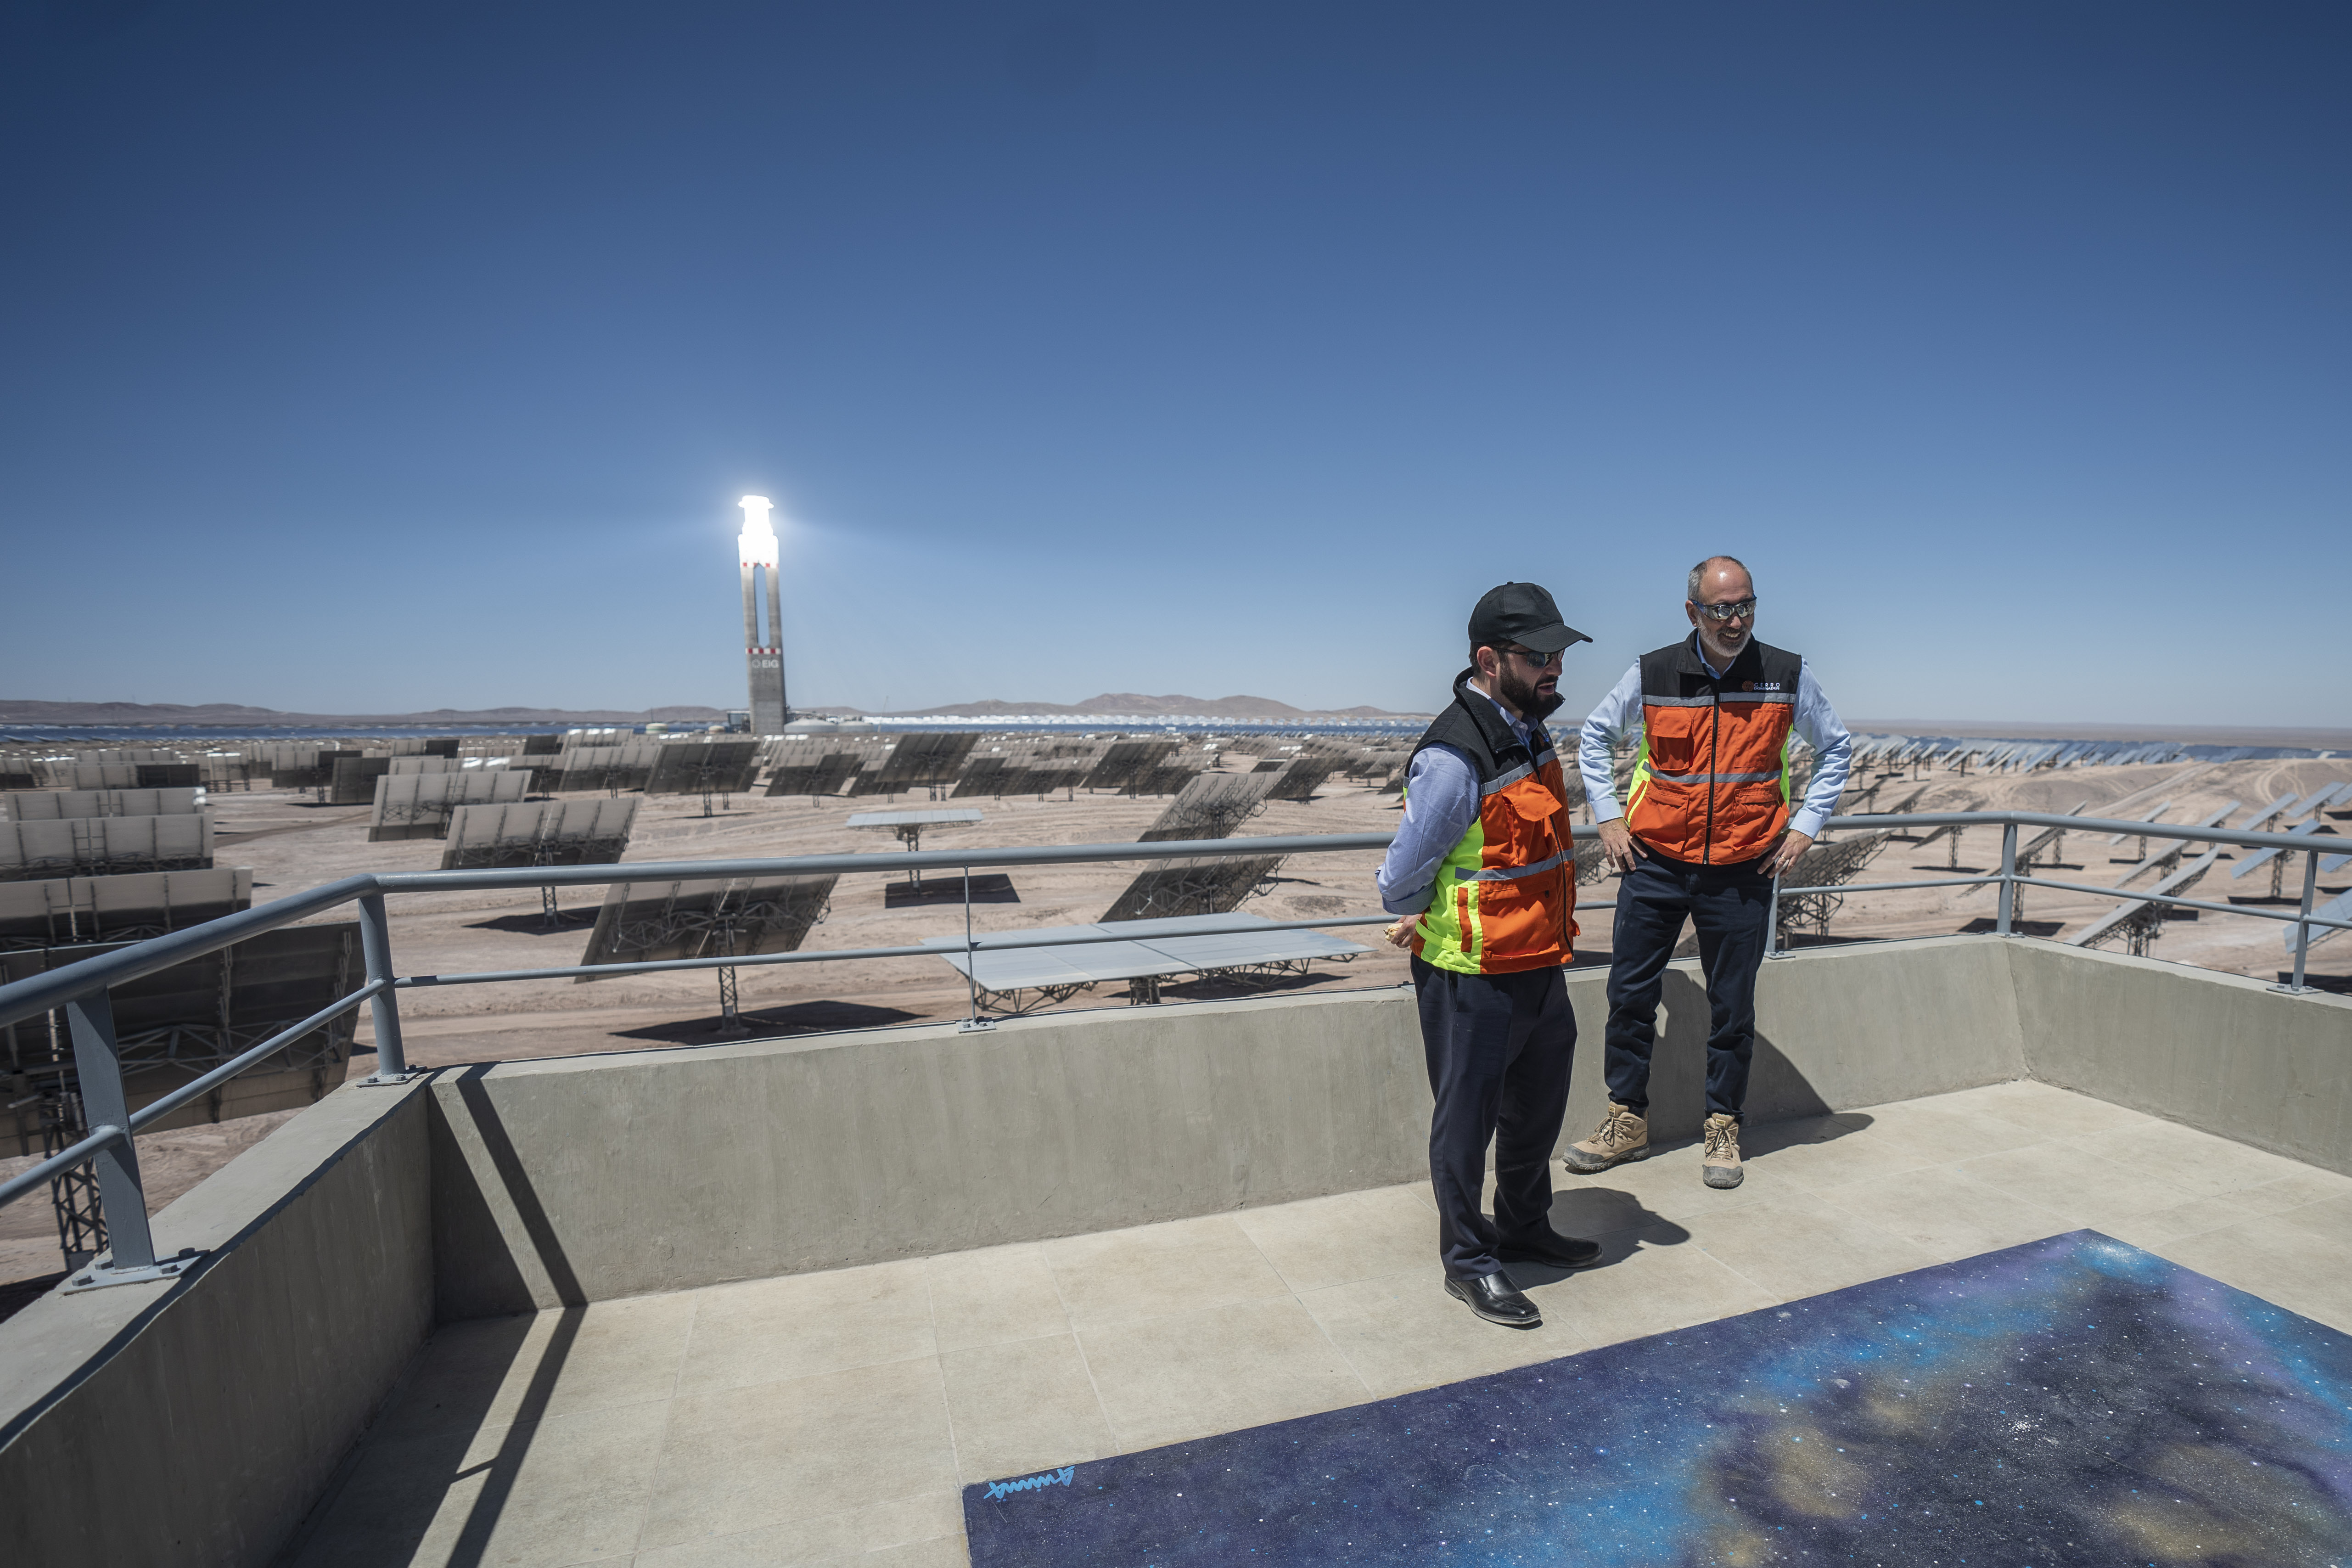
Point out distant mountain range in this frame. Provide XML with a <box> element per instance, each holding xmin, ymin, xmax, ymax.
<box><xmin>880</xmin><ymin>693</ymin><xmax>1423</xmax><ymax>719</ymax></box>
<box><xmin>2</xmin><ymin>693</ymin><xmax>1426</xmax><ymax>726</ymax></box>
<box><xmin>13</xmin><ymin>698</ymin><xmax>2340</xmax><ymax>745</ymax></box>
<box><xmin>1848</xmin><ymin>718</ymin><xmax>2352</xmax><ymax>750</ymax></box>
<box><xmin>0</xmin><ymin>700</ymin><xmax>729</xmax><ymax>727</ymax></box>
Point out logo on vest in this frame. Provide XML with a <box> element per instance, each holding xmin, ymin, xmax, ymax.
<box><xmin>1744</xmin><ymin>682</ymin><xmax>1784</xmax><ymax>692</ymax></box>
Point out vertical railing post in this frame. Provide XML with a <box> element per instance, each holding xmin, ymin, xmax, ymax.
<box><xmin>1765</xmin><ymin>870</ymin><xmax>1787</xmax><ymax>960</ymax></box>
<box><xmin>1996</xmin><ymin>821</ymin><xmax>2018</xmax><ymax>936</ymax></box>
<box><xmin>958</xmin><ymin>861</ymin><xmax>991</xmax><ymax>1032</ymax></box>
<box><xmin>64</xmin><ymin>988</ymin><xmax>155</xmax><ymax>1273</ymax></box>
<box><xmin>2275</xmin><ymin>849</ymin><xmax>2318</xmax><ymax>995</ymax></box>
<box><xmin>356</xmin><ymin>892</ymin><xmax>414</xmax><ymax>1083</ymax></box>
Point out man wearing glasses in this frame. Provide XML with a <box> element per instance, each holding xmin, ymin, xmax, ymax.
<box><xmin>1376</xmin><ymin>583</ymin><xmax>1601</xmax><ymax>1329</ymax></box>
<box><xmin>1566</xmin><ymin>556</ymin><xmax>1852</xmax><ymax>1189</ymax></box>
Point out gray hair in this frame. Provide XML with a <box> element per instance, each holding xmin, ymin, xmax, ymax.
<box><xmin>1687</xmin><ymin>555</ymin><xmax>1751</xmax><ymax>603</ymax></box>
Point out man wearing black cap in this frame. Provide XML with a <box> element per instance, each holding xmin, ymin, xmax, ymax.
<box><xmin>1376</xmin><ymin>583</ymin><xmax>1602</xmax><ymax>1328</ymax></box>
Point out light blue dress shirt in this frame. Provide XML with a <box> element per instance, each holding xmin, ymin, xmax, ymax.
<box><xmin>1577</xmin><ymin>637</ymin><xmax>1853</xmax><ymax>842</ymax></box>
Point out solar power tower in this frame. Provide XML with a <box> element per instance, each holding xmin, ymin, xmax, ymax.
<box><xmin>738</xmin><ymin>496</ymin><xmax>788</xmax><ymax>734</ymax></box>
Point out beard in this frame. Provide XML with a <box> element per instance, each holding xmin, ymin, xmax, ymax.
<box><xmin>1496</xmin><ymin>663</ymin><xmax>1566</xmax><ymax>721</ymax></box>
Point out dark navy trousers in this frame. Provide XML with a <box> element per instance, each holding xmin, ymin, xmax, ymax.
<box><xmin>1412</xmin><ymin>955</ymin><xmax>1576</xmax><ymax>1281</ymax></box>
<box><xmin>1602</xmin><ymin>849</ymin><xmax>1774</xmax><ymax>1121</ymax></box>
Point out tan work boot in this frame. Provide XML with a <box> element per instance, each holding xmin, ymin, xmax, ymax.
<box><xmin>1702</xmin><ymin>1113</ymin><xmax>1744</xmax><ymax>1189</ymax></box>
<box><xmin>1563</xmin><ymin>1102</ymin><xmax>1649</xmax><ymax>1174</ymax></box>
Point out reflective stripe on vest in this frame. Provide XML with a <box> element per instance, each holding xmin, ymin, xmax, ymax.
<box><xmin>1465</xmin><ymin>849</ymin><xmax>1571</xmax><ymax>882</ymax></box>
<box><xmin>1623</xmin><ymin>642</ymin><xmax>1802</xmax><ymax>865</ymax></box>
<box><xmin>1412</xmin><ymin>759</ymin><xmax>1579</xmax><ymax>975</ymax></box>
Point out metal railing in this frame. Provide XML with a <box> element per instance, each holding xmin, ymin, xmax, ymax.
<box><xmin>0</xmin><ymin>810</ymin><xmax>2342</xmax><ymax>1293</ymax></box>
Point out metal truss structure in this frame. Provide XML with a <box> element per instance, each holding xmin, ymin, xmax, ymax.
<box><xmin>1082</xmin><ymin>740</ymin><xmax>1180</xmax><ymax>796</ymax></box>
<box><xmin>765</xmin><ymin>742</ymin><xmax>873</xmax><ymax>801</ymax></box>
<box><xmin>577</xmin><ymin>873</ymin><xmax>838</xmax><ymax>1034</ymax></box>
<box><xmin>645</xmin><ymin>741</ymin><xmax>762</xmax><ymax>817</ymax></box>
<box><xmin>1262</xmin><ymin>756</ymin><xmax>1338</xmax><ymax>803</ymax></box>
<box><xmin>853</xmin><ymin>733</ymin><xmax>979</xmax><ymax>802</ymax></box>
<box><xmin>0</xmin><ymin>869</ymin><xmax>254</xmax><ymax>953</ymax></box>
<box><xmin>1100</xmin><ymin>854</ymin><xmax>1283</xmax><ymax>924</ymax></box>
<box><xmin>366</xmin><ymin>771</ymin><xmax>533</xmax><ymax>843</ymax></box>
<box><xmin>1138</xmin><ymin>773</ymin><xmax>1273</xmax><ymax>844</ymax></box>
<box><xmin>1774</xmin><ymin>832</ymin><xmax>1892</xmax><ymax>944</ymax></box>
<box><xmin>0</xmin><ymin>815</ymin><xmax>214</xmax><ymax>882</ymax></box>
<box><xmin>3</xmin><ymin>922</ymin><xmax>360</xmax><ymax>1269</ymax></box>
<box><xmin>2073</xmin><ymin>849</ymin><xmax>2223</xmax><ymax>958</ymax></box>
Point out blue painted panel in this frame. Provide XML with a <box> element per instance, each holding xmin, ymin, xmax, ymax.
<box><xmin>968</xmin><ymin>1231</ymin><xmax>2352</xmax><ymax>1565</ymax></box>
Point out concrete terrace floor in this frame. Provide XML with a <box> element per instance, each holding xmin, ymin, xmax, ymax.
<box><xmin>289</xmin><ymin>1080</ymin><xmax>2352</xmax><ymax>1568</ymax></box>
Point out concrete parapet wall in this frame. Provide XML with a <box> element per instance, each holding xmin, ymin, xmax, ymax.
<box><xmin>2006</xmin><ymin>939</ymin><xmax>2352</xmax><ymax>1177</ymax></box>
<box><xmin>429</xmin><ymin>988</ymin><xmax>1433</xmax><ymax>1319</ymax></box>
<box><xmin>433</xmin><ymin>935</ymin><xmax>2033</xmax><ymax>1317</ymax></box>
<box><xmin>1578</xmin><ymin>934</ymin><xmax>2028</xmax><ymax>1143</ymax></box>
<box><xmin>0</xmin><ymin>1080</ymin><xmax>432</xmax><ymax>1568</ymax></box>
<box><xmin>1</xmin><ymin>932</ymin><xmax>2333</xmax><ymax>1568</ymax></box>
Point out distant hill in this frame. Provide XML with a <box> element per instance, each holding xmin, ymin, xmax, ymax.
<box><xmin>2</xmin><ymin>692</ymin><xmax>1425</xmax><ymax>727</ymax></box>
<box><xmin>0</xmin><ymin>699</ymin><xmax>727</xmax><ymax>727</ymax></box>
<box><xmin>891</xmin><ymin>693</ymin><xmax>1426</xmax><ymax>719</ymax></box>
<box><xmin>1849</xmin><ymin>718</ymin><xmax>2352</xmax><ymax>750</ymax></box>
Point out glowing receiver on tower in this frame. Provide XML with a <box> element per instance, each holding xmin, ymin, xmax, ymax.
<box><xmin>737</xmin><ymin>495</ymin><xmax>787</xmax><ymax>733</ymax></box>
<box><xmin>738</xmin><ymin>495</ymin><xmax>779</xmax><ymax>569</ymax></box>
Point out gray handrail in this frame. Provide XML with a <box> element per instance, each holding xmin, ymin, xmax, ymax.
<box><xmin>0</xmin><ymin>830</ymin><xmax>1398</xmax><ymax>1029</ymax></box>
<box><xmin>5</xmin><ymin>809</ymin><xmax>2337</xmax><ymax>1031</ymax></box>
<box><xmin>0</xmin><ymin>1124</ymin><xmax>122</xmax><ymax>1210</ymax></box>
<box><xmin>4</xmin><ymin>807</ymin><xmax>2345</xmax><ymax>1281</ymax></box>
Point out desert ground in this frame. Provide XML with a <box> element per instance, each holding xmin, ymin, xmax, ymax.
<box><xmin>3</xmin><ymin>746</ymin><xmax>2346</xmax><ymax>1289</ymax></box>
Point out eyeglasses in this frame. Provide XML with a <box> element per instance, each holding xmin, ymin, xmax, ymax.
<box><xmin>1502</xmin><ymin>645</ymin><xmax>1563</xmax><ymax>669</ymax></box>
<box><xmin>1691</xmin><ymin>598</ymin><xmax>1757</xmax><ymax>622</ymax></box>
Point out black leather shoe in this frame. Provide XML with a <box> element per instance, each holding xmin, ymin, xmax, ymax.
<box><xmin>1497</xmin><ymin>1228</ymin><xmax>1604</xmax><ymax>1270</ymax></box>
<box><xmin>1444</xmin><ymin>1271</ymin><xmax>1541</xmax><ymax>1327</ymax></box>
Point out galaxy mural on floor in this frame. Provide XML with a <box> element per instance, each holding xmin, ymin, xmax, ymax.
<box><xmin>965</xmin><ymin>1231</ymin><xmax>2352</xmax><ymax>1566</ymax></box>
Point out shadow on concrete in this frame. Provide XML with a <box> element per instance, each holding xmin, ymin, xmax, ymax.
<box><xmin>1739</xmin><ymin>1109</ymin><xmax>1878</xmax><ymax>1156</ymax></box>
<box><xmin>275</xmin><ymin>1307</ymin><xmax>560</xmax><ymax>1565</ymax></box>
<box><xmin>391</xmin><ymin>1068</ymin><xmax>594</xmax><ymax>1567</ymax></box>
<box><xmin>441</xmin><ymin>1065</ymin><xmax>587</xmax><ymax>1310</ymax></box>
<box><xmin>613</xmin><ymin>999</ymin><xmax>923</xmax><ymax>1043</ymax></box>
<box><xmin>440</xmin><ymin>1304</ymin><xmax>586</xmax><ymax>1568</ymax></box>
<box><xmin>1959</xmin><ymin>917</ymin><xmax>2066</xmax><ymax>938</ymax></box>
<box><xmin>1157</xmin><ymin>969</ymin><xmax>1348</xmax><ymax>1003</ymax></box>
<box><xmin>2278</xmin><ymin>971</ymin><xmax>2352</xmax><ymax>996</ymax></box>
<box><xmin>1505</xmin><ymin>1196</ymin><xmax>1692</xmax><ymax>1287</ymax></box>
<box><xmin>882</xmin><ymin>872</ymin><xmax>1020</xmax><ymax>909</ymax></box>
<box><xmin>0</xmin><ymin>1271</ymin><xmax>64</xmax><ymax>1328</ymax></box>
<box><xmin>1609</xmin><ymin>967</ymin><xmax>1855</xmax><ymax>1135</ymax></box>
<box><xmin>1522</xmin><ymin>1109</ymin><xmax>1882</xmax><ymax>1285</ymax></box>
<box><xmin>465</xmin><ymin>910</ymin><xmax>596</xmax><ymax>935</ymax></box>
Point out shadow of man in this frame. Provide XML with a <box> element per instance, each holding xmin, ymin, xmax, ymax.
<box><xmin>1625</xmin><ymin>966</ymin><xmax>1841</xmax><ymax>1139</ymax></box>
<box><xmin>1499</xmin><ymin>1184</ymin><xmax>1691</xmax><ymax>1286</ymax></box>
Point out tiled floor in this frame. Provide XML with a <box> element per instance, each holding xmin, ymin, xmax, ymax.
<box><xmin>290</xmin><ymin>1080</ymin><xmax>2352</xmax><ymax>1567</ymax></box>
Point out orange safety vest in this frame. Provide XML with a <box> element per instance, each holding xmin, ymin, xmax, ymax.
<box><xmin>1623</xmin><ymin>637</ymin><xmax>1802</xmax><ymax>865</ymax></box>
<box><xmin>1406</xmin><ymin>675</ymin><xmax>1578</xmax><ymax>975</ymax></box>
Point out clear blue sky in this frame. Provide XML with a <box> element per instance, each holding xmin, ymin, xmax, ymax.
<box><xmin>3</xmin><ymin>3</ymin><xmax>2345</xmax><ymax>726</ymax></box>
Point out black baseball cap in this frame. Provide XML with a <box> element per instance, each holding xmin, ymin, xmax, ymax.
<box><xmin>1469</xmin><ymin>582</ymin><xmax>1590</xmax><ymax>655</ymax></box>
